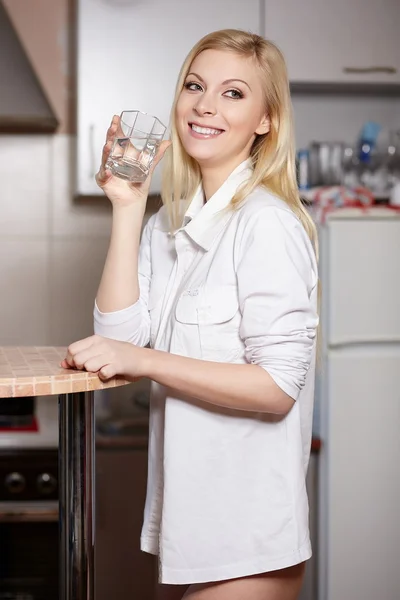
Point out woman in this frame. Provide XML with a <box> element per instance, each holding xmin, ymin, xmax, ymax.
<box><xmin>62</xmin><ymin>29</ymin><xmax>319</xmax><ymax>600</ymax></box>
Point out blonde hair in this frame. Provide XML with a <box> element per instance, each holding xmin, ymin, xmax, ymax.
<box><xmin>161</xmin><ymin>28</ymin><xmax>318</xmax><ymax>255</ymax></box>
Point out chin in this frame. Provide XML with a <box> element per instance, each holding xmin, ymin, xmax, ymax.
<box><xmin>187</xmin><ymin>151</ymin><xmax>220</xmax><ymax>165</ymax></box>
<box><xmin>181</xmin><ymin>140</ymin><xmax>220</xmax><ymax>164</ymax></box>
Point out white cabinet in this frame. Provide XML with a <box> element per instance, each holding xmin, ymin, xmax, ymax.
<box><xmin>327</xmin><ymin>215</ymin><xmax>400</xmax><ymax>345</ymax></box>
<box><xmin>77</xmin><ymin>0</ymin><xmax>261</xmax><ymax>196</ymax></box>
<box><xmin>264</xmin><ymin>0</ymin><xmax>400</xmax><ymax>85</ymax></box>
<box><xmin>324</xmin><ymin>350</ymin><xmax>400</xmax><ymax>600</ymax></box>
<box><xmin>317</xmin><ymin>211</ymin><xmax>400</xmax><ymax>600</ymax></box>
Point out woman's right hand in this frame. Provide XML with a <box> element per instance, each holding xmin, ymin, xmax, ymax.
<box><xmin>95</xmin><ymin>115</ymin><xmax>171</xmax><ymax>208</ymax></box>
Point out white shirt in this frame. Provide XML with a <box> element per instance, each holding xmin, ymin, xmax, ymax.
<box><xmin>94</xmin><ymin>160</ymin><xmax>319</xmax><ymax>585</ymax></box>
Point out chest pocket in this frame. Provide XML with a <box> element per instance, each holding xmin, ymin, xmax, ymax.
<box><xmin>175</xmin><ymin>287</ymin><xmax>244</xmax><ymax>361</ymax></box>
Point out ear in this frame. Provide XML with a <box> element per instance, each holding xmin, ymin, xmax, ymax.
<box><xmin>255</xmin><ymin>114</ymin><xmax>270</xmax><ymax>136</ymax></box>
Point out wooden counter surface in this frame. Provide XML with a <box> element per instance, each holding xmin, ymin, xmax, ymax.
<box><xmin>0</xmin><ymin>346</ymin><xmax>129</xmax><ymax>397</ymax></box>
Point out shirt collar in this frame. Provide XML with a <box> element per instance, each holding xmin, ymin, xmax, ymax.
<box><xmin>183</xmin><ymin>158</ymin><xmax>253</xmax><ymax>251</ymax></box>
<box><xmin>182</xmin><ymin>185</ymin><xmax>205</xmax><ymax>227</ymax></box>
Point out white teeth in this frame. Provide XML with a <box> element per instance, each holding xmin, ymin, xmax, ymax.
<box><xmin>191</xmin><ymin>124</ymin><xmax>222</xmax><ymax>135</ymax></box>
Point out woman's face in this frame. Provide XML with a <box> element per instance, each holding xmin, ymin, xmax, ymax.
<box><xmin>175</xmin><ymin>49</ymin><xmax>270</xmax><ymax>169</ymax></box>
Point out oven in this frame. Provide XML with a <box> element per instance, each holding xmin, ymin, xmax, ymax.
<box><xmin>0</xmin><ymin>448</ymin><xmax>59</xmax><ymax>600</ymax></box>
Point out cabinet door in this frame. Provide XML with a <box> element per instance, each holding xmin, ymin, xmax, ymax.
<box><xmin>322</xmin><ymin>350</ymin><xmax>400</xmax><ymax>600</ymax></box>
<box><xmin>96</xmin><ymin>445</ymin><xmax>157</xmax><ymax>600</ymax></box>
<box><xmin>265</xmin><ymin>0</ymin><xmax>400</xmax><ymax>85</ymax></box>
<box><xmin>77</xmin><ymin>0</ymin><xmax>261</xmax><ymax>196</ymax></box>
<box><xmin>326</xmin><ymin>217</ymin><xmax>400</xmax><ymax>345</ymax></box>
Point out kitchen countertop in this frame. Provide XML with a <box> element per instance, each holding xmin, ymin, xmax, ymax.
<box><xmin>0</xmin><ymin>346</ymin><xmax>130</xmax><ymax>397</ymax></box>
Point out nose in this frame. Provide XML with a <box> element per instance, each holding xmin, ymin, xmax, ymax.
<box><xmin>194</xmin><ymin>92</ymin><xmax>217</xmax><ymax>117</ymax></box>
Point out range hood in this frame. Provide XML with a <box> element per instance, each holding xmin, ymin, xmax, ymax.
<box><xmin>0</xmin><ymin>2</ymin><xmax>58</xmax><ymax>133</ymax></box>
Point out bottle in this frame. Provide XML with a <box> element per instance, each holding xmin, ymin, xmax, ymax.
<box><xmin>297</xmin><ymin>149</ymin><xmax>310</xmax><ymax>190</ymax></box>
<box><xmin>358</xmin><ymin>121</ymin><xmax>381</xmax><ymax>163</ymax></box>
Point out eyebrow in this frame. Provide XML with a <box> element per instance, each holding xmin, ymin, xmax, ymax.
<box><xmin>186</xmin><ymin>72</ymin><xmax>251</xmax><ymax>91</ymax></box>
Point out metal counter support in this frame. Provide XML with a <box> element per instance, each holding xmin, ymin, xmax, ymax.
<box><xmin>58</xmin><ymin>392</ymin><xmax>95</xmax><ymax>600</ymax></box>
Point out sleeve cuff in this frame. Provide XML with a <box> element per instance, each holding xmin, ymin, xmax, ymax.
<box><xmin>93</xmin><ymin>298</ymin><xmax>143</xmax><ymax>327</ymax></box>
<box><xmin>261</xmin><ymin>368</ymin><xmax>301</xmax><ymax>402</ymax></box>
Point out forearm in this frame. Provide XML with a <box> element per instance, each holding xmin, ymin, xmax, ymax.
<box><xmin>96</xmin><ymin>203</ymin><xmax>146</xmax><ymax>312</ymax></box>
<box><xmin>142</xmin><ymin>349</ymin><xmax>295</xmax><ymax>415</ymax></box>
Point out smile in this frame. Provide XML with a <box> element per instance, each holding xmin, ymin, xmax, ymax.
<box><xmin>189</xmin><ymin>123</ymin><xmax>224</xmax><ymax>138</ymax></box>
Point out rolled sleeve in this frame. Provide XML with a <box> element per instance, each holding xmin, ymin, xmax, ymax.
<box><xmin>92</xmin><ymin>214</ymin><xmax>156</xmax><ymax>347</ymax></box>
<box><xmin>237</xmin><ymin>207</ymin><xmax>319</xmax><ymax>400</ymax></box>
<box><xmin>93</xmin><ymin>298</ymin><xmax>150</xmax><ymax>346</ymax></box>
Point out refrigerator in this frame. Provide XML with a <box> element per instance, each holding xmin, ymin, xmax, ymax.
<box><xmin>316</xmin><ymin>208</ymin><xmax>400</xmax><ymax>600</ymax></box>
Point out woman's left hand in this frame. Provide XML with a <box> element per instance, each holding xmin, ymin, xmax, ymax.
<box><xmin>60</xmin><ymin>335</ymin><xmax>148</xmax><ymax>381</ymax></box>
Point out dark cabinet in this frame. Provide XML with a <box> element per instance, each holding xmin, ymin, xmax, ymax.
<box><xmin>95</xmin><ymin>442</ymin><xmax>157</xmax><ymax>600</ymax></box>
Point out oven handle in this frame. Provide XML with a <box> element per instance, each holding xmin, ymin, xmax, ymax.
<box><xmin>0</xmin><ymin>502</ymin><xmax>59</xmax><ymax>522</ymax></box>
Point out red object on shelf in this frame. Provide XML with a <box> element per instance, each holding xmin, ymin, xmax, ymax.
<box><xmin>311</xmin><ymin>437</ymin><xmax>322</xmax><ymax>453</ymax></box>
<box><xmin>0</xmin><ymin>417</ymin><xmax>39</xmax><ymax>433</ymax></box>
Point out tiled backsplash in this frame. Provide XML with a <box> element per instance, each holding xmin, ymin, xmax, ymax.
<box><xmin>0</xmin><ymin>134</ymin><xmax>156</xmax><ymax>349</ymax></box>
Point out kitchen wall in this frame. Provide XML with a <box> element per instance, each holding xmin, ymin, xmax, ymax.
<box><xmin>293</xmin><ymin>94</ymin><xmax>400</xmax><ymax>150</ymax></box>
<box><xmin>1</xmin><ymin>1</ymin><xmax>399</xmax><ymax>354</ymax></box>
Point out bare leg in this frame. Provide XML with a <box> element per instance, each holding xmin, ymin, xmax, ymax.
<box><xmin>182</xmin><ymin>563</ymin><xmax>306</xmax><ymax>600</ymax></box>
<box><xmin>156</xmin><ymin>584</ymin><xmax>190</xmax><ymax>600</ymax></box>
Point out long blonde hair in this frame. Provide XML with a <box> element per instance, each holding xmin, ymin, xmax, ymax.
<box><xmin>161</xmin><ymin>28</ymin><xmax>318</xmax><ymax>254</ymax></box>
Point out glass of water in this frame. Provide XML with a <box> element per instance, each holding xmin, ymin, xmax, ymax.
<box><xmin>106</xmin><ymin>110</ymin><xmax>166</xmax><ymax>183</ymax></box>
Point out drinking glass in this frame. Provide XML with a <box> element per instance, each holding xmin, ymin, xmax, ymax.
<box><xmin>106</xmin><ymin>110</ymin><xmax>166</xmax><ymax>183</ymax></box>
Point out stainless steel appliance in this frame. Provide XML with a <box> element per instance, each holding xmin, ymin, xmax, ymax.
<box><xmin>0</xmin><ymin>399</ymin><xmax>35</xmax><ymax>428</ymax></box>
<box><xmin>0</xmin><ymin>395</ymin><xmax>59</xmax><ymax>600</ymax></box>
<box><xmin>0</xmin><ymin>448</ymin><xmax>59</xmax><ymax>600</ymax></box>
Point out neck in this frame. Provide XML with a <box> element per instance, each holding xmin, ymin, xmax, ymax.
<box><xmin>200</xmin><ymin>155</ymin><xmax>250</xmax><ymax>201</ymax></box>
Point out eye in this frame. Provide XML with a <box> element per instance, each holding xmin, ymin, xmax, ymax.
<box><xmin>224</xmin><ymin>88</ymin><xmax>244</xmax><ymax>99</ymax></box>
<box><xmin>184</xmin><ymin>81</ymin><xmax>203</xmax><ymax>92</ymax></box>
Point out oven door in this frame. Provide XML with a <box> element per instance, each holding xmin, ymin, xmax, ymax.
<box><xmin>0</xmin><ymin>501</ymin><xmax>59</xmax><ymax>600</ymax></box>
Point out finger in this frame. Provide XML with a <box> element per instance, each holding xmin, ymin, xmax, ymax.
<box><xmin>95</xmin><ymin>116</ymin><xmax>119</xmax><ymax>185</ymax></box>
<box><xmin>60</xmin><ymin>358</ymin><xmax>71</xmax><ymax>369</ymax></box>
<box><xmin>68</xmin><ymin>335</ymin><xmax>97</xmax><ymax>357</ymax></box>
<box><xmin>96</xmin><ymin>154</ymin><xmax>113</xmax><ymax>188</ymax></box>
<box><xmin>96</xmin><ymin>137</ymin><xmax>114</xmax><ymax>182</ymax></box>
<box><xmin>80</xmin><ymin>354</ymin><xmax>109</xmax><ymax>374</ymax></box>
<box><xmin>66</xmin><ymin>336</ymin><xmax>98</xmax><ymax>367</ymax></box>
<box><xmin>98</xmin><ymin>363</ymin><xmax>117</xmax><ymax>381</ymax></box>
<box><xmin>63</xmin><ymin>350</ymin><xmax>77</xmax><ymax>368</ymax></box>
<box><xmin>150</xmin><ymin>139</ymin><xmax>172</xmax><ymax>173</ymax></box>
<box><xmin>101</xmin><ymin>139</ymin><xmax>113</xmax><ymax>169</ymax></box>
<box><xmin>95</xmin><ymin>166</ymin><xmax>112</xmax><ymax>189</ymax></box>
<box><xmin>72</xmin><ymin>347</ymin><xmax>102</xmax><ymax>370</ymax></box>
<box><xmin>105</xmin><ymin>115</ymin><xmax>119</xmax><ymax>143</ymax></box>
<box><xmin>113</xmin><ymin>115</ymin><xmax>125</xmax><ymax>140</ymax></box>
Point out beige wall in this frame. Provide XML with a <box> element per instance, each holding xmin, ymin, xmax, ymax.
<box><xmin>0</xmin><ymin>0</ymin><xmax>110</xmax><ymax>348</ymax></box>
<box><xmin>3</xmin><ymin>0</ymin><xmax>74</xmax><ymax>133</ymax></box>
